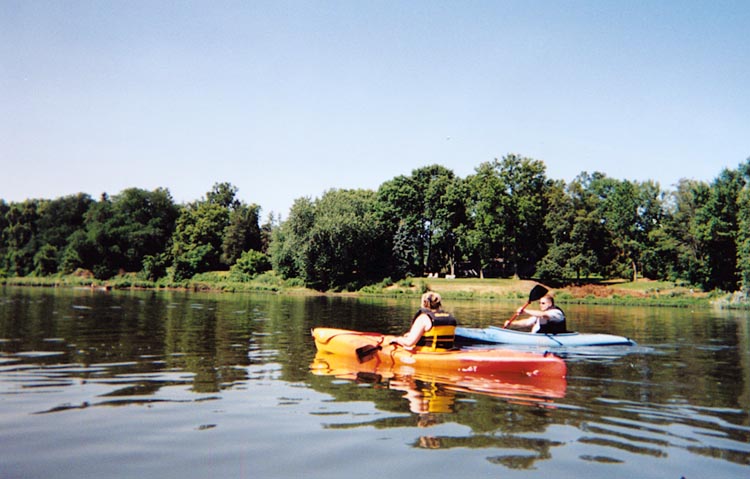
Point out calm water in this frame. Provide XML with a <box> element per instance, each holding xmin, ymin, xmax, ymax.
<box><xmin>1</xmin><ymin>286</ymin><xmax>748</xmax><ymax>479</ymax></box>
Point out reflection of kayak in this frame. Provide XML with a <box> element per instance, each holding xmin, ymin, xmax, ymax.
<box><xmin>311</xmin><ymin>328</ymin><xmax>567</xmax><ymax>378</ymax></box>
<box><xmin>455</xmin><ymin>325</ymin><xmax>636</xmax><ymax>347</ymax></box>
<box><xmin>310</xmin><ymin>351</ymin><xmax>567</xmax><ymax>409</ymax></box>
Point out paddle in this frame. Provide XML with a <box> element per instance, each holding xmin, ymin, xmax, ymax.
<box><xmin>503</xmin><ymin>284</ymin><xmax>549</xmax><ymax>329</ymax></box>
<box><xmin>355</xmin><ymin>337</ymin><xmax>384</xmax><ymax>363</ymax></box>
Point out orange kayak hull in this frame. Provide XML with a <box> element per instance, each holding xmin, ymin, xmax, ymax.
<box><xmin>312</xmin><ymin>327</ymin><xmax>567</xmax><ymax>378</ymax></box>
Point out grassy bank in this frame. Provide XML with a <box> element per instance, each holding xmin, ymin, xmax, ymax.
<box><xmin>0</xmin><ymin>271</ymin><xmax>305</xmax><ymax>295</ymax></box>
<box><xmin>3</xmin><ymin>273</ymin><xmax>747</xmax><ymax>308</ymax></box>
<box><xmin>369</xmin><ymin>277</ymin><xmax>727</xmax><ymax>308</ymax></box>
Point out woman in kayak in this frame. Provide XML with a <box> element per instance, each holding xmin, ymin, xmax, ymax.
<box><xmin>503</xmin><ymin>294</ymin><xmax>567</xmax><ymax>334</ymax></box>
<box><xmin>391</xmin><ymin>291</ymin><xmax>458</xmax><ymax>350</ymax></box>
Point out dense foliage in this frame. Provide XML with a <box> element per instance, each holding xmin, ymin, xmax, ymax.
<box><xmin>2</xmin><ymin>156</ymin><xmax>750</xmax><ymax>293</ymax></box>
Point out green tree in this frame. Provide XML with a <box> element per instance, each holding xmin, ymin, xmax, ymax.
<box><xmin>229</xmin><ymin>249</ymin><xmax>272</xmax><ymax>281</ymax></box>
<box><xmin>462</xmin><ymin>161</ymin><xmax>505</xmax><ymax>278</ymax></box>
<box><xmin>206</xmin><ymin>182</ymin><xmax>240</xmax><ymax>210</ymax></box>
<box><xmin>269</xmin><ymin>197</ymin><xmax>315</xmax><ymax>280</ymax></box>
<box><xmin>566</xmin><ymin>176</ymin><xmax>613</xmax><ymax>279</ymax></box>
<box><xmin>376</xmin><ymin>175</ymin><xmax>421</xmax><ymax>277</ymax></box>
<box><xmin>61</xmin><ymin>189</ymin><xmax>179</xmax><ymax>279</ymax></box>
<box><xmin>171</xmin><ymin>201</ymin><xmax>230</xmax><ymax>281</ymax></box>
<box><xmin>537</xmin><ymin>174</ymin><xmax>612</xmax><ymax>283</ymax></box>
<box><xmin>463</xmin><ymin>155</ymin><xmax>549</xmax><ymax>278</ymax></box>
<box><xmin>171</xmin><ymin>182</ymin><xmax>265</xmax><ymax>280</ymax></box>
<box><xmin>221</xmin><ymin>203</ymin><xmax>262</xmax><ymax>266</ymax></box>
<box><xmin>35</xmin><ymin>193</ymin><xmax>94</xmax><ymax>273</ymax></box>
<box><xmin>736</xmin><ymin>159</ymin><xmax>750</xmax><ymax>293</ymax></box>
<box><xmin>498</xmin><ymin>154</ymin><xmax>550</xmax><ymax>277</ymax></box>
<box><xmin>115</xmin><ymin>188</ymin><xmax>179</xmax><ymax>271</ymax></box>
<box><xmin>270</xmin><ymin>189</ymin><xmax>389</xmax><ymax>291</ymax></box>
<box><xmin>694</xmin><ymin>167</ymin><xmax>745</xmax><ymax>291</ymax></box>
<box><xmin>634</xmin><ymin>180</ymin><xmax>667</xmax><ymax>279</ymax></box>
<box><xmin>657</xmin><ymin>179</ymin><xmax>709</xmax><ymax>285</ymax></box>
<box><xmin>586</xmin><ymin>175</ymin><xmax>664</xmax><ymax>281</ymax></box>
<box><xmin>422</xmin><ymin>168</ymin><xmax>468</xmax><ymax>276</ymax></box>
<box><xmin>259</xmin><ymin>213</ymin><xmax>280</xmax><ymax>254</ymax></box>
<box><xmin>1</xmin><ymin>199</ymin><xmax>43</xmax><ymax>276</ymax></box>
<box><xmin>377</xmin><ymin>165</ymin><xmax>465</xmax><ymax>277</ymax></box>
<box><xmin>0</xmin><ymin>200</ymin><xmax>8</xmax><ymax>276</ymax></box>
<box><xmin>33</xmin><ymin>244</ymin><xmax>59</xmax><ymax>276</ymax></box>
<box><xmin>536</xmin><ymin>180</ymin><xmax>579</xmax><ymax>282</ymax></box>
<box><xmin>591</xmin><ymin>176</ymin><xmax>639</xmax><ymax>279</ymax></box>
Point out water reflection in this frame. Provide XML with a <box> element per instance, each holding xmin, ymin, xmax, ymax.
<box><xmin>310</xmin><ymin>351</ymin><xmax>567</xmax><ymax>410</ymax></box>
<box><xmin>309</xmin><ymin>349</ymin><xmax>567</xmax><ymax>464</ymax></box>
<box><xmin>2</xmin><ymin>286</ymin><xmax>750</xmax><ymax>478</ymax></box>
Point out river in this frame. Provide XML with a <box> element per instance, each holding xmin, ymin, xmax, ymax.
<box><xmin>1</xmin><ymin>286</ymin><xmax>748</xmax><ymax>478</ymax></box>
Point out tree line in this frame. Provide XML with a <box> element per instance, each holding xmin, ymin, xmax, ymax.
<box><xmin>2</xmin><ymin>154</ymin><xmax>750</xmax><ymax>293</ymax></box>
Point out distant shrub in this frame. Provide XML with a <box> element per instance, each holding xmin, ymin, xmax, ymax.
<box><xmin>398</xmin><ymin>278</ymin><xmax>414</xmax><ymax>288</ymax></box>
<box><xmin>229</xmin><ymin>250</ymin><xmax>272</xmax><ymax>282</ymax></box>
<box><xmin>141</xmin><ymin>253</ymin><xmax>171</xmax><ymax>281</ymax></box>
<box><xmin>253</xmin><ymin>271</ymin><xmax>283</xmax><ymax>285</ymax></box>
<box><xmin>284</xmin><ymin>277</ymin><xmax>305</xmax><ymax>288</ymax></box>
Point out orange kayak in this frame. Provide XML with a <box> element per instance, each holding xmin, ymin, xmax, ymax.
<box><xmin>311</xmin><ymin>327</ymin><xmax>567</xmax><ymax>378</ymax></box>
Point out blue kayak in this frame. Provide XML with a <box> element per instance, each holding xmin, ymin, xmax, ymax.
<box><xmin>455</xmin><ymin>325</ymin><xmax>636</xmax><ymax>347</ymax></box>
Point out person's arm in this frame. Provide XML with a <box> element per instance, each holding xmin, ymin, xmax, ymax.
<box><xmin>503</xmin><ymin>316</ymin><xmax>537</xmax><ymax>329</ymax></box>
<box><xmin>393</xmin><ymin>314</ymin><xmax>431</xmax><ymax>348</ymax></box>
<box><xmin>519</xmin><ymin>307</ymin><xmax>546</xmax><ymax>318</ymax></box>
<box><xmin>504</xmin><ymin>306</ymin><xmax>546</xmax><ymax>329</ymax></box>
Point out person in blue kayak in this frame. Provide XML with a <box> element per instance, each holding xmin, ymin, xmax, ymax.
<box><xmin>391</xmin><ymin>291</ymin><xmax>458</xmax><ymax>350</ymax></box>
<box><xmin>503</xmin><ymin>294</ymin><xmax>567</xmax><ymax>334</ymax></box>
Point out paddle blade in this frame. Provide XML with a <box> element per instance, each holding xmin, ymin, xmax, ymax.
<box><xmin>355</xmin><ymin>344</ymin><xmax>381</xmax><ymax>363</ymax></box>
<box><xmin>528</xmin><ymin>284</ymin><xmax>549</xmax><ymax>302</ymax></box>
<box><xmin>504</xmin><ymin>285</ymin><xmax>549</xmax><ymax>329</ymax></box>
<box><xmin>355</xmin><ymin>372</ymin><xmax>383</xmax><ymax>383</ymax></box>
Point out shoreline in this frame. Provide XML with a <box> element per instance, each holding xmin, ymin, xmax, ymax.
<box><xmin>2</xmin><ymin>274</ymin><xmax>747</xmax><ymax>309</ymax></box>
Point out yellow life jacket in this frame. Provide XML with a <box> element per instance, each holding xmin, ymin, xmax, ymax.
<box><xmin>414</xmin><ymin>308</ymin><xmax>457</xmax><ymax>351</ymax></box>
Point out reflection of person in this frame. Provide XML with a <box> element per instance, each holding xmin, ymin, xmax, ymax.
<box><xmin>389</xmin><ymin>376</ymin><xmax>455</xmax><ymax>414</ymax></box>
<box><xmin>503</xmin><ymin>294</ymin><xmax>567</xmax><ymax>334</ymax></box>
<box><xmin>418</xmin><ymin>434</ymin><xmax>442</xmax><ymax>449</ymax></box>
<box><xmin>387</xmin><ymin>376</ymin><xmax>449</xmax><ymax>449</ymax></box>
<box><xmin>391</xmin><ymin>292</ymin><xmax>457</xmax><ymax>350</ymax></box>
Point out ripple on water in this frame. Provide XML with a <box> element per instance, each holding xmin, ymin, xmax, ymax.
<box><xmin>579</xmin><ymin>398</ymin><xmax>750</xmax><ymax>466</ymax></box>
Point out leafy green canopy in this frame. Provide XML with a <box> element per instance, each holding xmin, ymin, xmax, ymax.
<box><xmin>3</xmin><ymin>157</ymin><xmax>750</xmax><ymax>294</ymax></box>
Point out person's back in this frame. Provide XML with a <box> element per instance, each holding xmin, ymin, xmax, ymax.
<box><xmin>392</xmin><ymin>291</ymin><xmax>457</xmax><ymax>349</ymax></box>
<box><xmin>415</xmin><ymin>307</ymin><xmax>457</xmax><ymax>349</ymax></box>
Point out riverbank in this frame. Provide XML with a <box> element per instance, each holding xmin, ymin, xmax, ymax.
<box><xmin>379</xmin><ymin>276</ymin><xmax>724</xmax><ymax>308</ymax></box>
<box><xmin>3</xmin><ymin>272</ymin><xmax>746</xmax><ymax>308</ymax></box>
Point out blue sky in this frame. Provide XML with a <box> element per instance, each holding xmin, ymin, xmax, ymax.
<box><xmin>2</xmin><ymin>0</ymin><xmax>748</xmax><ymax>218</ymax></box>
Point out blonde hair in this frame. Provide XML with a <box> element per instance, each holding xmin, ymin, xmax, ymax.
<box><xmin>421</xmin><ymin>291</ymin><xmax>442</xmax><ymax>310</ymax></box>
